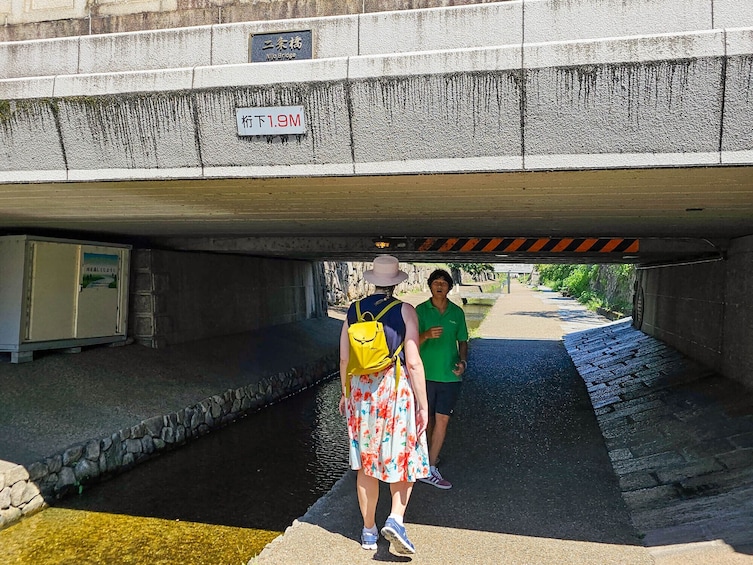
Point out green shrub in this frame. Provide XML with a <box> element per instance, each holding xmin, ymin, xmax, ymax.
<box><xmin>536</xmin><ymin>263</ymin><xmax>635</xmax><ymax>315</ymax></box>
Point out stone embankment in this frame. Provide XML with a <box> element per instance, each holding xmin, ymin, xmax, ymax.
<box><xmin>323</xmin><ymin>261</ymin><xmax>439</xmax><ymax>305</ymax></box>
<box><xmin>0</xmin><ymin>355</ymin><xmax>336</xmax><ymax>530</ymax></box>
<box><xmin>565</xmin><ymin>320</ymin><xmax>753</xmax><ymax>547</ymax></box>
<box><xmin>323</xmin><ymin>261</ymin><xmax>494</xmax><ymax>306</ymax></box>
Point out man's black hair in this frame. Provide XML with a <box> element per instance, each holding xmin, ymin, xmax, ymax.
<box><xmin>428</xmin><ymin>269</ymin><xmax>454</xmax><ymax>290</ymax></box>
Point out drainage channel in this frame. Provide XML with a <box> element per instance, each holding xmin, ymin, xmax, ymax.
<box><xmin>1</xmin><ymin>377</ymin><xmax>348</xmax><ymax>565</ymax></box>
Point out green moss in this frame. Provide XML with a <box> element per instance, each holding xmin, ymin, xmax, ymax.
<box><xmin>0</xmin><ymin>100</ymin><xmax>11</xmax><ymax>122</ymax></box>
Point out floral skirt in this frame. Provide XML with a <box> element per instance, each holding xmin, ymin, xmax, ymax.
<box><xmin>345</xmin><ymin>364</ymin><xmax>430</xmax><ymax>483</ymax></box>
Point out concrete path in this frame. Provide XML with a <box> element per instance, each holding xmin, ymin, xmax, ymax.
<box><xmin>255</xmin><ymin>282</ymin><xmax>649</xmax><ymax>564</ymax></box>
<box><xmin>256</xmin><ymin>281</ymin><xmax>753</xmax><ymax>565</ymax></box>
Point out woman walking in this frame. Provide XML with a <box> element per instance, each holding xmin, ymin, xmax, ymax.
<box><xmin>339</xmin><ymin>255</ymin><xmax>430</xmax><ymax>555</ymax></box>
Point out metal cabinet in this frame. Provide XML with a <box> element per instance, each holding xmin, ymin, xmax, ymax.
<box><xmin>0</xmin><ymin>235</ymin><xmax>130</xmax><ymax>362</ymax></box>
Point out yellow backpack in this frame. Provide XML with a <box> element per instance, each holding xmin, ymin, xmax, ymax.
<box><xmin>346</xmin><ymin>299</ymin><xmax>403</xmax><ymax>396</ymax></box>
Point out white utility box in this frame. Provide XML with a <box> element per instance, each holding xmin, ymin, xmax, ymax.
<box><xmin>0</xmin><ymin>235</ymin><xmax>131</xmax><ymax>363</ymax></box>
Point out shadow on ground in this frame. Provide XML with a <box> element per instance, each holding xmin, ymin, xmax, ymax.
<box><xmin>301</xmin><ymin>336</ymin><xmax>644</xmax><ymax>549</ymax></box>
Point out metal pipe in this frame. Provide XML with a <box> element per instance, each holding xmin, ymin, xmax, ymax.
<box><xmin>636</xmin><ymin>255</ymin><xmax>725</xmax><ymax>270</ymax></box>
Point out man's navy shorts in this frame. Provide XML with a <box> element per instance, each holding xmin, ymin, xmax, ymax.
<box><xmin>426</xmin><ymin>380</ymin><xmax>462</xmax><ymax>416</ymax></box>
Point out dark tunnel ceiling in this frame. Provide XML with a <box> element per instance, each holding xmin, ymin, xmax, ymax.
<box><xmin>1</xmin><ymin>166</ymin><xmax>751</xmax><ymax>265</ymax></box>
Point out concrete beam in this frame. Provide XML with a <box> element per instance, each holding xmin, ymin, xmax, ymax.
<box><xmin>2</xmin><ymin>28</ymin><xmax>751</xmax><ymax>183</ymax></box>
<box><xmin>722</xmin><ymin>28</ymin><xmax>753</xmax><ymax>164</ymax></box>
<box><xmin>158</xmin><ymin>235</ymin><xmax>725</xmax><ymax>265</ymax></box>
<box><xmin>0</xmin><ymin>3</ymin><xmax>752</xmax><ymax>184</ymax></box>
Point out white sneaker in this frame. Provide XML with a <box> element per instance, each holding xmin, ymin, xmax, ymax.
<box><xmin>418</xmin><ymin>467</ymin><xmax>452</xmax><ymax>489</ymax></box>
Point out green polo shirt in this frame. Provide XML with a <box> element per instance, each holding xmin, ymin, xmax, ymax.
<box><xmin>416</xmin><ymin>299</ymin><xmax>469</xmax><ymax>383</ymax></box>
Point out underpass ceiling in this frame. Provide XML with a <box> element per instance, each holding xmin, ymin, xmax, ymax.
<box><xmin>1</xmin><ymin>166</ymin><xmax>752</xmax><ymax>264</ymax></box>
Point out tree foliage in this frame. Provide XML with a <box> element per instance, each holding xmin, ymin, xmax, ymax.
<box><xmin>536</xmin><ymin>264</ymin><xmax>635</xmax><ymax>314</ymax></box>
<box><xmin>446</xmin><ymin>263</ymin><xmax>494</xmax><ymax>278</ymax></box>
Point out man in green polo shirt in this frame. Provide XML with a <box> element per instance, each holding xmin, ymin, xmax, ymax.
<box><xmin>416</xmin><ymin>269</ymin><xmax>468</xmax><ymax>490</ymax></box>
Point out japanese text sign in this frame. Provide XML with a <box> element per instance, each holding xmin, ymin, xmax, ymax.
<box><xmin>236</xmin><ymin>106</ymin><xmax>306</xmax><ymax>136</ymax></box>
<box><xmin>250</xmin><ymin>30</ymin><xmax>312</xmax><ymax>62</ymax></box>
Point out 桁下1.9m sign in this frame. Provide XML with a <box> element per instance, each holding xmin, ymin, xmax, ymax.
<box><xmin>236</xmin><ymin>106</ymin><xmax>306</xmax><ymax>136</ymax></box>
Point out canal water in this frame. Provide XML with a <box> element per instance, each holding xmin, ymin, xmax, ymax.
<box><xmin>0</xmin><ymin>296</ymin><xmax>497</xmax><ymax>564</ymax></box>
<box><xmin>1</xmin><ymin>379</ymin><xmax>349</xmax><ymax>565</ymax></box>
<box><xmin>463</xmin><ymin>301</ymin><xmax>496</xmax><ymax>333</ymax></box>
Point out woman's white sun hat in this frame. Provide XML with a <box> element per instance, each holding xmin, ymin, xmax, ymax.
<box><xmin>364</xmin><ymin>255</ymin><xmax>409</xmax><ymax>286</ymax></box>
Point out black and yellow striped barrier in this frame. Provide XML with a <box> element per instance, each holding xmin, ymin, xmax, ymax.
<box><xmin>416</xmin><ymin>237</ymin><xmax>639</xmax><ymax>254</ymax></box>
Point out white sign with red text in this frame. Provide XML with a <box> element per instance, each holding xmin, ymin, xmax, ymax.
<box><xmin>236</xmin><ymin>106</ymin><xmax>306</xmax><ymax>136</ymax></box>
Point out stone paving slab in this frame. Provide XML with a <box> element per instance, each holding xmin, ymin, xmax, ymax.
<box><xmin>565</xmin><ymin>319</ymin><xmax>753</xmax><ymax>554</ymax></box>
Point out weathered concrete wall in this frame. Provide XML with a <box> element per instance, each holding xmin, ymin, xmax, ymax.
<box><xmin>636</xmin><ymin>234</ymin><xmax>753</xmax><ymax>390</ymax></box>
<box><xmin>130</xmin><ymin>249</ymin><xmax>325</xmax><ymax>347</ymax></box>
<box><xmin>721</xmin><ymin>236</ymin><xmax>753</xmax><ymax>389</ymax></box>
<box><xmin>1</xmin><ymin>2</ymin><xmax>751</xmax><ymax>184</ymax></box>
<box><xmin>0</xmin><ymin>0</ymin><xmax>499</xmax><ymax>42</ymax></box>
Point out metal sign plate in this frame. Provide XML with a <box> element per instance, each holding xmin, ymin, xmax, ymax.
<box><xmin>250</xmin><ymin>30</ymin><xmax>312</xmax><ymax>63</ymax></box>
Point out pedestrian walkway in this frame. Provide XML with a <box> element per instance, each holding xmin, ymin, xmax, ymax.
<box><xmin>256</xmin><ymin>281</ymin><xmax>753</xmax><ymax>565</ymax></box>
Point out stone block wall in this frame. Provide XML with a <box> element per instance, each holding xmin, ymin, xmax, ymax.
<box><xmin>0</xmin><ymin>0</ymin><xmax>492</xmax><ymax>42</ymax></box>
<box><xmin>0</xmin><ymin>460</ymin><xmax>44</xmax><ymax>529</ymax></box>
<box><xmin>323</xmin><ymin>261</ymin><xmax>444</xmax><ymax>305</ymax></box>
<box><xmin>0</xmin><ymin>352</ymin><xmax>337</xmax><ymax>530</ymax></box>
<box><xmin>721</xmin><ymin>236</ymin><xmax>753</xmax><ymax>390</ymax></box>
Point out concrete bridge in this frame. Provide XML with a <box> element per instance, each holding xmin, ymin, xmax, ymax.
<box><xmin>0</xmin><ymin>1</ymin><xmax>752</xmax><ymax>389</ymax></box>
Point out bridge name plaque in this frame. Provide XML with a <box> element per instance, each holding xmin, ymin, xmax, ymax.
<box><xmin>250</xmin><ymin>30</ymin><xmax>312</xmax><ymax>63</ymax></box>
<box><xmin>236</xmin><ymin>106</ymin><xmax>307</xmax><ymax>136</ymax></box>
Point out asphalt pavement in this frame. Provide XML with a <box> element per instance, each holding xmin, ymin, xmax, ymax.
<box><xmin>254</xmin><ymin>282</ymin><xmax>753</xmax><ymax>565</ymax></box>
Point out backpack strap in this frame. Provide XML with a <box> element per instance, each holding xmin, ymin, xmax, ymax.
<box><xmin>374</xmin><ymin>299</ymin><xmax>402</xmax><ymax>321</ymax></box>
<box><xmin>355</xmin><ymin>298</ymin><xmax>401</xmax><ymax>322</ymax></box>
<box><xmin>347</xmin><ymin>299</ymin><xmax>404</xmax><ymax>397</ymax></box>
<box><xmin>392</xmin><ymin>341</ymin><xmax>404</xmax><ymax>392</ymax></box>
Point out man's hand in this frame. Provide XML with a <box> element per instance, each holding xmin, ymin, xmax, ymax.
<box><xmin>452</xmin><ymin>360</ymin><xmax>467</xmax><ymax>376</ymax></box>
<box><xmin>424</xmin><ymin>326</ymin><xmax>443</xmax><ymax>339</ymax></box>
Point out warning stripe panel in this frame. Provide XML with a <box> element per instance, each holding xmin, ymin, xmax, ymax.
<box><xmin>415</xmin><ymin>237</ymin><xmax>639</xmax><ymax>254</ymax></box>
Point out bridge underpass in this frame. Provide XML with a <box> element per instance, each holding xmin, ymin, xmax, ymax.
<box><xmin>0</xmin><ymin>165</ymin><xmax>750</xmax><ymax>264</ymax></box>
<box><xmin>1</xmin><ymin>0</ymin><xmax>753</xmax><ymax>554</ymax></box>
<box><xmin>0</xmin><ymin>0</ymin><xmax>751</xmax><ymax>410</ymax></box>
<box><xmin>2</xmin><ymin>1</ymin><xmax>753</xmax><ymax>265</ymax></box>
<box><xmin>2</xmin><ymin>0</ymin><xmax>752</xmax><ymax>348</ymax></box>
